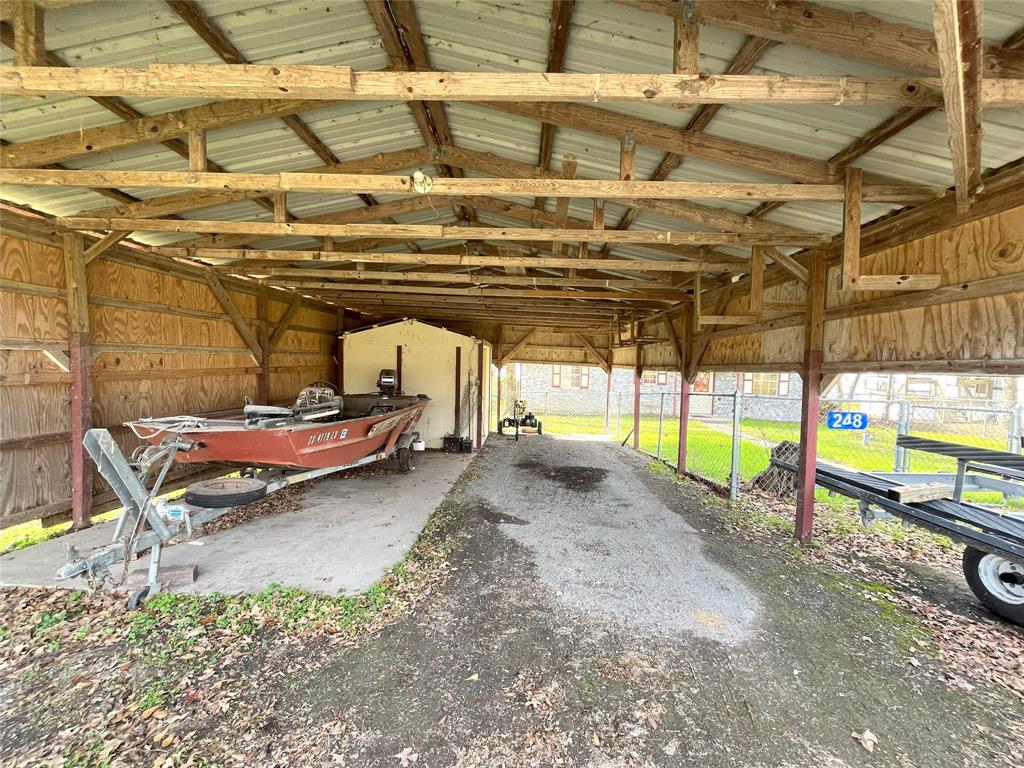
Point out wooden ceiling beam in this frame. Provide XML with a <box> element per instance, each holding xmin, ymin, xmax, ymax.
<box><xmin>158</xmin><ymin>247</ymin><xmax>748</xmax><ymax>273</ymax></box>
<box><xmin>10</xmin><ymin>1</ymin><xmax>45</xmax><ymax>66</ymax></box>
<box><xmin>77</xmin><ymin>147</ymin><xmax>434</xmax><ymax>220</ymax></box>
<box><xmin>234</xmin><ymin>267</ymin><xmax>674</xmax><ymax>291</ymax></box>
<box><xmin>615</xmin><ymin>0</ymin><xmax>1024</xmax><ymax>78</ymax></box>
<box><xmin>274</xmin><ymin>282</ymin><xmax>685</xmax><ymax>301</ymax></box>
<box><xmin>932</xmin><ymin>0</ymin><xmax>983</xmax><ymax>213</ymax></box>
<box><xmin>70</xmin><ymin>216</ymin><xmax>830</xmax><ymax>244</ymax></box>
<box><xmin>4</xmin><ymin>66</ymin><xmax>1021</xmax><ymax>105</ymax></box>
<box><xmin>20</xmin><ymin>171</ymin><xmax>941</xmax><ymax>201</ymax></box>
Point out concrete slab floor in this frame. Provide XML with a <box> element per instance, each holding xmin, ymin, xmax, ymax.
<box><xmin>0</xmin><ymin>451</ymin><xmax>472</xmax><ymax>597</ymax></box>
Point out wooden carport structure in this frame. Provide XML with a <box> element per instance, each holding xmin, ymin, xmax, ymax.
<box><xmin>1</xmin><ymin>0</ymin><xmax>1022</xmax><ymax>543</ymax></box>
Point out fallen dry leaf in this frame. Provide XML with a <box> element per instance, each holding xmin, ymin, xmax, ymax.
<box><xmin>852</xmin><ymin>728</ymin><xmax>879</xmax><ymax>753</ymax></box>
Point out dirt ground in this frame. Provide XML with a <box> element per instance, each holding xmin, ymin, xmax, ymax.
<box><xmin>2</xmin><ymin>435</ymin><xmax>1023</xmax><ymax>767</ymax></box>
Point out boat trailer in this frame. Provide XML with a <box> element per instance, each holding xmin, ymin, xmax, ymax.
<box><xmin>774</xmin><ymin>436</ymin><xmax>1024</xmax><ymax>626</ymax></box>
<box><xmin>59</xmin><ymin>426</ymin><xmax>421</xmax><ymax>608</ymax></box>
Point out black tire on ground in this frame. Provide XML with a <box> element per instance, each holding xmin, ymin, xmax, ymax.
<box><xmin>962</xmin><ymin>546</ymin><xmax>1024</xmax><ymax>626</ymax></box>
<box><xmin>184</xmin><ymin>477</ymin><xmax>267</xmax><ymax>508</ymax></box>
<box><xmin>126</xmin><ymin>585</ymin><xmax>151</xmax><ymax>610</ymax></box>
<box><xmin>398</xmin><ymin>446</ymin><xmax>415</xmax><ymax>473</ymax></box>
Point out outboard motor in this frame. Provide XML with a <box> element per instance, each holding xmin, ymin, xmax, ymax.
<box><xmin>377</xmin><ymin>369</ymin><xmax>398</xmax><ymax>397</ymax></box>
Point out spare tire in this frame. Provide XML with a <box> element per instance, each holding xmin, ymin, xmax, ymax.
<box><xmin>184</xmin><ymin>477</ymin><xmax>267</xmax><ymax>508</ymax></box>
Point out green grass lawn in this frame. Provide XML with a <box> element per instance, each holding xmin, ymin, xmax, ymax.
<box><xmin>536</xmin><ymin>411</ymin><xmax>1020</xmax><ymax>506</ymax></box>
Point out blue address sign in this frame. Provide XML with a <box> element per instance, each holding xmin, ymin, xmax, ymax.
<box><xmin>827</xmin><ymin>411</ymin><xmax>868</xmax><ymax>430</ymax></box>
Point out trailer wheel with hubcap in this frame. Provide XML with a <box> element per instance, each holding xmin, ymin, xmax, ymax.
<box><xmin>126</xmin><ymin>585</ymin><xmax>151</xmax><ymax>611</ymax></box>
<box><xmin>184</xmin><ymin>477</ymin><xmax>268</xmax><ymax>508</ymax></box>
<box><xmin>962</xmin><ymin>546</ymin><xmax>1024</xmax><ymax>625</ymax></box>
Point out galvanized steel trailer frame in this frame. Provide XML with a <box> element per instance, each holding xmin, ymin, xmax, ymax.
<box><xmin>59</xmin><ymin>427</ymin><xmax>417</xmax><ymax>604</ymax></box>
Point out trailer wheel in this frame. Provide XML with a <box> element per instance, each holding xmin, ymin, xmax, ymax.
<box><xmin>398</xmin><ymin>446</ymin><xmax>415</xmax><ymax>473</ymax></box>
<box><xmin>184</xmin><ymin>477</ymin><xmax>267</xmax><ymax>508</ymax></box>
<box><xmin>126</xmin><ymin>585</ymin><xmax>151</xmax><ymax>611</ymax></box>
<box><xmin>962</xmin><ymin>547</ymin><xmax>1024</xmax><ymax>626</ymax></box>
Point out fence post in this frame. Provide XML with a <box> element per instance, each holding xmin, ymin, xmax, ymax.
<box><xmin>656</xmin><ymin>393</ymin><xmax>665</xmax><ymax>459</ymax></box>
<box><xmin>729</xmin><ymin>392</ymin><xmax>743</xmax><ymax>500</ymax></box>
<box><xmin>1008</xmin><ymin>405</ymin><xmax>1022</xmax><ymax>454</ymax></box>
<box><xmin>677</xmin><ymin>380</ymin><xmax>689</xmax><ymax>473</ymax></box>
<box><xmin>894</xmin><ymin>399</ymin><xmax>910</xmax><ymax>471</ymax></box>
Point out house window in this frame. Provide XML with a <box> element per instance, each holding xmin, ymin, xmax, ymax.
<box><xmin>906</xmin><ymin>377</ymin><xmax>936</xmax><ymax>398</ymax></box>
<box><xmin>552</xmin><ymin>365</ymin><xmax>589</xmax><ymax>390</ymax></box>
<box><xmin>742</xmin><ymin>372</ymin><xmax>790</xmax><ymax>396</ymax></box>
<box><xmin>692</xmin><ymin>371</ymin><xmax>714</xmax><ymax>393</ymax></box>
<box><xmin>958</xmin><ymin>377</ymin><xmax>992</xmax><ymax>399</ymax></box>
<box><xmin>641</xmin><ymin>370</ymin><xmax>668</xmax><ymax>385</ymax></box>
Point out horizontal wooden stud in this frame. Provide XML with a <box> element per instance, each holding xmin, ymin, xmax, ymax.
<box><xmin>847</xmin><ymin>274</ymin><xmax>943</xmax><ymax>291</ymax></box>
<box><xmin>697</xmin><ymin>314</ymin><xmax>759</xmax><ymax>325</ymax></box>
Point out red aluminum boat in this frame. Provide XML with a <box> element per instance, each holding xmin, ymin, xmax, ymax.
<box><xmin>128</xmin><ymin>375</ymin><xmax>429</xmax><ymax>470</ymax></box>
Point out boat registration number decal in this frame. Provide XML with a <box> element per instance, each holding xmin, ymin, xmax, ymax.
<box><xmin>308</xmin><ymin>427</ymin><xmax>348</xmax><ymax>446</ymax></box>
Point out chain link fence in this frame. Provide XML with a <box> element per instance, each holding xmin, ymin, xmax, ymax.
<box><xmin>492</xmin><ymin>378</ymin><xmax>1023</xmax><ymax>508</ymax></box>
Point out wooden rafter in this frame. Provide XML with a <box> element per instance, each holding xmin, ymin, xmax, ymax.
<box><xmin>615</xmin><ymin>0</ymin><xmax>1024</xmax><ymax>78</ymax></box>
<box><xmin>551</xmin><ymin>154</ymin><xmax>578</xmax><ymax>259</ymax></box>
<box><xmin>365</xmin><ymin>0</ymin><xmax>471</xmax><ymax>225</ymax></box>
<box><xmin>608</xmin><ymin>34</ymin><xmax>776</xmax><ymax>243</ymax></box>
<box><xmin>672</xmin><ymin>0</ymin><xmax>699</xmax><ymax>74</ymax></box>
<box><xmin>3</xmin><ymin>66</ymin><xmax>1022</xmax><ymax>105</ymax></box>
<box><xmin>535</xmin><ymin>0</ymin><xmax>576</xmax><ymax>210</ymax></box>
<box><xmin>160</xmin><ymin>247</ymin><xmax>748</xmax><ymax>273</ymax></box>
<box><xmin>11</xmin><ymin>1</ymin><xmax>45</xmax><ymax>66</ymax></box>
<box><xmin>276</xmin><ymin>283</ymin><xmax>684</xmax><ymax>301</ymax></box>
<box><xmin>841</xmin><ymin>167</ymin><xmax>862</xmax><ymax>290</ymax></box>
<box><xmin>65</xmin><ymin>216</ymin><xmax>832</xmax><ymax>245</ymax></box>
<box><xmin>18</xmin><ymin>171</ymin><xmax>941</xmax><ymax>201</ymax></box>
<box><xmin>932</xmin><ymin>0</ymin><xmax>983</xmax><ymax>213</ymax></box>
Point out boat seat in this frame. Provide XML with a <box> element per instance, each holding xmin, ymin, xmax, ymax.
<box><xmin>244</xmin><ymin>404</ymin><xmax>293</xmax><ymax>418</ymax></box>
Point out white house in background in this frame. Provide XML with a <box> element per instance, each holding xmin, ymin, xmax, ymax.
<box><xmin>833</xmin><ymin>373</ymin><xmax>1019</xmax><ymax>405</ymax></box>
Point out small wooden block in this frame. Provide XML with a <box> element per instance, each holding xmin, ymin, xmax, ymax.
<box><xmin>887</xmin><ymin>482</ymin><xmax>949</xmax><ymax>503</ymax></box>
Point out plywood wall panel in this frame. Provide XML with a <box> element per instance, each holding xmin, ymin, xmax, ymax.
<box><xmin>90</xmin><ymin>305</ymin><xmax>248</xmax><ymax>349</ymax></box>
<box><xmin>0</xmin><ymin>383</ymin><xmax>69</xmax><ymax>441</ymax></box>
<box><xmin>0</xmin><ymin>236</ymin><xmax>64</xmax><ymax>287</ymax></box>
<box><xmin>0</xmin><ymin>293</ymin><xmax>68</xmax><ymax>340</ymax></box>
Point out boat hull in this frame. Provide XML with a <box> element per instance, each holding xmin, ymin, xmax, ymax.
<box><xmin>131</xmin><ymin>400</ymin><xmax>427</xmax><ymax>470</ymax></box>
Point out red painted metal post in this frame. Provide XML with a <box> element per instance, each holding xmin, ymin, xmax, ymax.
<box><xmin>604</xmin><ymin>365</ymin><xmax>613</xmax><ymax>432</ymax></box>
<box><xmin>677</xmin><ymin>376</ymin><xmax>690</xmax><ymax>473</ymax></box>
<box><xmin>795</xmin><ymin>256</ymin><xmax>827</xmax><ymax>543</ymax></box>
<box><xmin>476</xmin><ymin>342</ymin><xmax>484</xmax><ymax>449</ymax></box>
<box><xmin>632</xmin><ymin>348</ymin><xmax>642</xmax><ymax>450</ymax></box>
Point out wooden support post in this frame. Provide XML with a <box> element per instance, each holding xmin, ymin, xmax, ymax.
<box><xmin>336</xmin><ymin>308</ymin><xmax>345</xmax><ymax>393</ymax></box>
<box><xmin>678</xmin><ymin>372</ymin><xmax>690</xmax><ymax>473</ymax></box>
<box><xmin>496</xmin><ymin>325</ymin><xmax>503</xmax><ymax>422</ymax></box>
<box><xmin>749</xmin><ymin>245</ymin><xmax>764</xmax><ymax>316</ymax></box>
<box><xmin>673</xmin><ymin>0</ymin><xmax>700</xmax><ymax>74</ymax></box>
<box><xmin>476</xmin><ymin>342</ymin><xmax>484</xmax><ymax>449</ymax></box>
<box><xmin>12</xmin><ymin>1</ymin><xmax>46</xmax><ymax>67</ymax></box>
<box><xmin>592</xmin><ymin>199</ymin><xmax>605</xmax><ymax>230</ymax></box>
<box><xmin>454</xmin><ymin>345</ymin><xmax>462</xmax><ymax>436</ymax></box>
<box><xmin>396</xmin><ymin>344</ymin><xmax>403</xmax><ymax>394</ymax></box>
<box><xmin>632</xmin><ymin>345</ymin><xmax>642</xmax><ymax>450</ymax></box>
<box><xmin>841</xmin><ymin>166</ymin><xmax>862</xmax><ymax>289</ymax></box>
<box><xmin>63</xmin><ymin>232</ymin><xmax>93</xmax><ymax>529</ymax></box>
<box><xmin>619</xmin><ymin>130</ymin><xmax>637</xmax><ymax>182</ymax></box>
<box><xmin>692</xmin><ymin>270</ymin><xmax>701</xmax><ymax>334</ymax></box>
<box><xmin>795</xmin><ymin>254</ymin><xmax>827</xmax><ymax>544</ymax></box>
<box><xmin>188</xmin><ymin>129</ymin><xmax>207</xmax><ymax>172</ymax></box>
<box><xmin>273</xmin><ymin>191</ymin><xmax>287</xmax><ymax>223</ymax></box>
<box><xmin>256</xmin><ymin>286</ymin><xmax>270</xmax><ymax>404</ymax></box>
